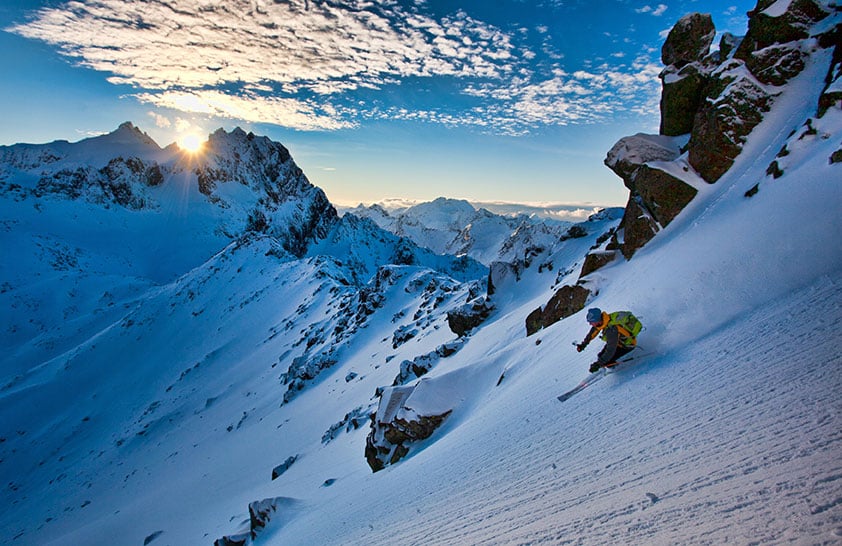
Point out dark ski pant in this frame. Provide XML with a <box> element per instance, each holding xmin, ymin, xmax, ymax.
<box><xmin>603</xmin><ymin>345</ymin><xmax>634</xmax><ymax>367</ymax></box>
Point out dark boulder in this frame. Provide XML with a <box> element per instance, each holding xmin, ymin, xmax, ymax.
<box><xmin>616</xmin><ymin>197</ymin><xmax>658</xmax><ymax>260</ymax></box>
<box><xmin>660</xmin><ymin>63</ymin><xmax>707</xmax><ymax>136</ymax></box>
<box><xmin>661</xmin><ymin>13</ymin><xmax>715</xmax><ymax>68</ymax></box>
<box><xmin>525</xmin><ymin>284</ymin><xmax>591</xmax><ymax>336</ymax></box>
<box><xmin>579</xmin><ymin>251</ymin><xmax>618</xmax><ymax>278</ymax></box>
<box><xmin>447</xmin><ymin>298</ymin><xmax>494</xmax><ymax>337</ymax></box>
<box><xmin>633</xmin><ymin>165</ymin><xmax>698</xmax><ymax>228</ymax></box>
<box><xmin>688</xmin><ymin>66</ymin><xmax>776</xmax><ymax>182</ymax></box>
<box><xmin>736</xmin><ymin>0</ymin><xmax>829</xmax><ymax>59</ymax></box>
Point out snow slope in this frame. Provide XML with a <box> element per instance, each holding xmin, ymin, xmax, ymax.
<box><xmin>258</xmin><ymin>42</ymin><xmax>842</xmax><ymax>545</ymax></box>
<box><xmin>0</xmin><ymin>23</ymin><xmax>841</xmax><ymax>546</ymax></box>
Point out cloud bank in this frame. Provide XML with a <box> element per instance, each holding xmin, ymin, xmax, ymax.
<box><xmin>9</xmin><ymin>0</ymin><xmax>661</xmax><ymax>133</ymax></box>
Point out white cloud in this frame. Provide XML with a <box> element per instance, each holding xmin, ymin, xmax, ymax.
<box><xmin>9</xmin><ymin>0</ymin><xmax>662</xmax><ymax>135</ymax></box>
<box><xmin>9</xmin><ymin>0</ymin><xmax>515</xmax><ymax>130</ymax></box>
<box><xmin>636</xmin><ymin>4</ymin><xmax>668</xmax><ymax>16</ymax></box>
<box><xmin>175</xmin><ymin>118</ymin><xmax>193</xmax><ymax>133</ymax></box>
<box><xmin>460</xmin><ymin>57</ymin><xmax>661</xmax><ymax>135</ymax></box>
<box><xmin>147</xmin><ymin>111</ymin><xmax>171</xmax><ymax>128</ymax></box>
<box><xmin>135</xmin><ymin>89</ymin><xmax>356</xmax><ymax>131</ymax></box>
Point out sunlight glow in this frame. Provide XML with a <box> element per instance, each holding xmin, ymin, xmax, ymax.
<box><xmin>178</xmin><ymin>133</ymin><xmax>203</xmax><ymax>153</ymax></box>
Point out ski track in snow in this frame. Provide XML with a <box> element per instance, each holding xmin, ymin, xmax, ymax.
<box><xmin>276</xmin><ymin>274</ymin><xmax>842</xmax><ymax>546</ymax></box>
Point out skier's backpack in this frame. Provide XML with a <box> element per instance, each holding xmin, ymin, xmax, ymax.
<box><xmin>608</xmin><ymin>311</ymin><xmax>642</xmax><ymax>346</ymax></box>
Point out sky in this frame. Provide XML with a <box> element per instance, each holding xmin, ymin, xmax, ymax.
<box><xmin>0</xmin><ymin>0</ymin><xmax>756</xmax><ymax>207</ymax></box>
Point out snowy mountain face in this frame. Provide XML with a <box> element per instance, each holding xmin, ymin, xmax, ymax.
<box><xmin>2</xmin><ymin>2</ymin><xmax>842</xmax><ymax>545</ymax></box>
<box><xmin>345</xmin><ymin>196</ymin><xmax>603</xmax><ymax>266</ymax></box>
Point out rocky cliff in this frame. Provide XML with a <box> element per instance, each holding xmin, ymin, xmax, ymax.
<box><xmin>525</xmin><ymin>0</ymin><xmax>841</xmax><ymax>335</ymax></box>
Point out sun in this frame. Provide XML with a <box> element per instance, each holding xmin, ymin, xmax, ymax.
<box><xmin>178</xmin><ymin>133</ymin><xmax>203</xmax><ymax>153</ymax></box>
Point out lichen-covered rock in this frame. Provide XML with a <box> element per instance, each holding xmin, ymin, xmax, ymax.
<box><xmin>661</xmin><ymin>63</ymin><xmax>708</xmax><ymax>136</ymax></box>
<box><xmin>688</xmin><ymin>62</ymin><xmax>776</xmax><ymax>182</ymax></box>
<box><xmin>615</xmin><ymin>196</ymin><xmax>660</xmax><ymax>260</ymax></box>
<box><xmin>661</xmin><ymin>13</ymin><xmax>716</xmax><ymax>68</ymax></box>
<box><xmin>579</xmin><ymin>251</ymin><xmax>618</xmax><ymax>278</ymax></box>
<box><xmin>525</xmin><ymin>284</ymin><xmax>590</xmax><ymax>336</ymax></box>
<box><xmin>745</xmin><ymin>43</ymin><xmax>807</xmax><ymax>86</ymax></box>
<box><xmin>735</xmin><ymin>0</ymin><xmax>829</xmax><ymax>59</ymax></box>
<box><xmin>633</xmin><ymin>165</ymin><xmax>699</xmax><ymax>227</ymax></box>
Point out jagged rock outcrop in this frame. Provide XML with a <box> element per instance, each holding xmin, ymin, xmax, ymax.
<box><xmin>447</xmin><ymin>297</ymin><xmax>494</xmax><ymax>336</ymax></box>
<box><xmin>687</xmin><ymin>1</ymin><xmax>832</xmax><ymax>182</ymax></box>
<box><xmin>524</xmin><ymin>1</ymin><xmax>839</xmax><ymax>338</ymax></box>
<box><xmin>600</xmin><ymin>1</ymin><xmax>837</xmax><ymax>267</ymax></box>
<box><xmin>579</xmin><ymin>250</ymin><xmax>618</xmax><ymax>278</ymax></box>
<box><xmin>613</xmin><ymin>197</ymin><xmax>659</xmax><ymax>260</ymax></box>
<box><xmin>271</xmin><ymin>455</ymin><xmax>298</xmax><ymax>480</ymax></box>
<box><xmin>487</xmin><ymin>261</ymin><xmax>519</xmax><ymax>296</ymax></box>
<box><xmin>817</xmin><ymin>23</ymin><xmax>842</xmax><ymax>117</ymax></box>
<box><xmin>735</xmin><ymin>0</ymin><xmax>830</xmax><ymax>59</ymax></box>
<box><xmin>525</xmin><ymin>284</ymin><xmax>591</xmax><ymax>336</ymax></box>
<box><xmin>365</xmin><ymin>381</ymin><xmax>452</xmax><ymax>472</ymax></box>
<box><xmin>661</xmin><ymin>12</ymin><xmax>716</xmax><ymax>68</ymax></box>
<box><xmin>214</xmin><ymin>497</ymin><xmax>297</xmax><ymax>545</ymax></box>
<box><xmin>392</xmin><ymin>340</ymin><xmax>464</xmax><ymax>385</ymax></box>
<box><xmin>660</xmin><ymin>13</ymin><xmax>716</xmax><ymax>136</ymax></box>
<box><xmin>603</xmin><ymin>134</ymin><xmax>694</xmax><ymax>258</ymax></box>
<box><xmin>688</xmin><ymin>63</ymin><xmax>777</xmax><ymax>182</ymax></box>
<box><xmin>632</xmin><ymin>165</ymin><xmax>699</xmax><ymax>229</ymax></box>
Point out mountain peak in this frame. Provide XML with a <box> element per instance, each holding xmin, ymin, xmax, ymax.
<box><xmin>97</xmin><ymin>121</ymin><xmax>161</xmax><ymax>150</ymax></box>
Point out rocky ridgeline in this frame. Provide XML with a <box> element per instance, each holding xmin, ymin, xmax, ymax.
<box><xmin>525</xmin><ymin>0</ymin><xmax>841</xmax><ymax>336</ymax></box>
<box><xmin>196</xmin><ymin>127</ymin><xmax>337</xmax><ymax>257</ymax></box>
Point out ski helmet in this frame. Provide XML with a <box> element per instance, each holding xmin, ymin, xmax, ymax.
<box><xmin>586</xmin><ymin>308</ymin><xmax>603</xmax><ymax>323</ymax></box>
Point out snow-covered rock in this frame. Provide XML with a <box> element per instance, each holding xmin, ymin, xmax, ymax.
<box><xmin>365</xmin><ymin>379</ymin><xmax>454</xmax><ymax>472</ymax></box>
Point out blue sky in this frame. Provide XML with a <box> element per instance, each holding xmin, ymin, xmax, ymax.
<box><xmin>0</xmin><ymin>0</ymin><xmax>755</xmax><ymax>206</ymax></box>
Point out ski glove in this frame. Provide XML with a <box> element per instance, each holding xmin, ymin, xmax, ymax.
<box><xmin>589</xmin><ymin>362</ymin><xmax>601</xmax><ymax>373</ymax></box>
<box><xmin>576</xmin><ymin>342</ymin><xmax>587</xmax><ymax>352</ymax></box>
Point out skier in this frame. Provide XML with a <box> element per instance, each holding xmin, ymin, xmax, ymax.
<box><xmin>576</xmin><ymin>308</ymin><xmax>642</xmax><ymax>373</ymax></box>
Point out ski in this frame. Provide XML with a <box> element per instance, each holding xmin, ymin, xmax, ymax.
<box><xmin>556</xmin><ymin>353</ymin><xmax>645</xmax><ymax>402</ymax></box>
<box><xmin>556</xmin><ymin>370</ymin><xmax>606</xmax><ymax>402</ymax></box>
